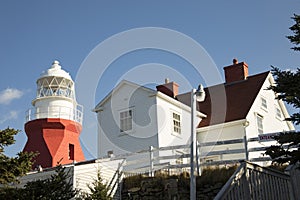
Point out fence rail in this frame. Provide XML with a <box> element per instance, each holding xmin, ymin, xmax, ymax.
<box><xmin>102</xmin><ymin>132</ymin><xmax>300</xmax><ymax>199</ymax></box>
<box><xmin>109</xmin><ymin>135</ymin><xmax>277</xmax><ymax>175</ymax></box>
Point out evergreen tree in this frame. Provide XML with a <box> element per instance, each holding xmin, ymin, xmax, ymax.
<box><xmin>0</xmin><ymin>128</ymin><xmax>36</xmax><ymax>184</ymax></box>
<box><xmin>0</xmin><ymin>164</ymin><xmax>78</xmax><ymax>199</ymax></box>
<box><xmin>265</xmin><ymin>14</ymin><xmax>300</xmax><ymax>165</ymax></box>
<box><xmin>269</xmin><ymin>66</ymin><xmax>300</xmax><ymax>125</ymax></box>
<box><xmin>83</xmin><ymin>170</ymin><xmax>111</xmax><ymax>200</ymax></box>
<box><xmin>21</xmin><ymin>165</ymin><xmax>78</xmax><ymax>199</ymax></box>
<box><xmin>287</xmin><ymin>14</ymin><xmax>300</xmax><ymax>51</ymax></box>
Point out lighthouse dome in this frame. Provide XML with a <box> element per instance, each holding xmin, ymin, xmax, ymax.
<box><xmin>34</xmin><ymin>60</ymin><xmax>76</xmax><ymax>100</ymax></box>
<box><xmin>40</xmin><ymin>60</ymin><xmax>72</xmax><ymax>80</ymax></box>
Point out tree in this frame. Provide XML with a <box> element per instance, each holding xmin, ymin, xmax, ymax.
<box><xmin>0</xmin><ymin>164</ymin><xmax>78</xmax><ymax>200</ymax></box>
<box><xmin>268</xmin><ymin>66</ymin><xmax>300</xmax><ymax>125</ymax></box>
<box><xmin>0</xmin><ymin>128</ymin><xmax>36</xmax><ymax>184</ymax></box>
<box><xmin>265</xmin><ymin>14</ymin><xmax>300</xmax><ymax>165</ymax></box>
<box><xmin>287</xmin><ymin>14</ymin><xmax>300</xmax><ymax>51</ymax></box>
<box><xmin>265</xmin><ymin>132</ymin><xmax>300</xmax><ymax>165</ymax></box>
<box><xmin>81</xmin><ymin>170</ymin><xmax>111</xmax><ymax>200</ymax></box>
<box><xmin>21</xmin><ymin>165</ymin><xmax>78</xmax><ymax>199</ymax></box>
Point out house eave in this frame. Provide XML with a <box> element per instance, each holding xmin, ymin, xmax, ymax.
<box><xmin>197</xmin><ymin>119</ymin><xmax>247</xmax><ymax>132</ymax></box>
<box><xmin>156</xmin><ymin>91</ymin><xmax>206</xmax><ymax>118</ymax></box>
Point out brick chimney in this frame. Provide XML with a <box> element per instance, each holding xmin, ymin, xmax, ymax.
<box><xmin>156</xmin><ymin>78</ymin><xmax>179</xmax><ymax>98</ymax></box>
<box><xmin>224</xmin><ymin>58</ymin><xmax>249</xmax><ymax>83</ymax></box>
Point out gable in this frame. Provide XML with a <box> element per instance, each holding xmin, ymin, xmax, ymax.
<box><xmin>94</xmin><ymin>80</ymin><xmax>156</xmax><ymax>112</ymax></box>
<box><xmin>246</xmin><ymin>73</ymin><xmax>295</xmax><ymax>131</ymax></box>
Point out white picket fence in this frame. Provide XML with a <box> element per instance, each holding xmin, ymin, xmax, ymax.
<box><xmin>101</xmin><ymin>132</ymin><xmax>298</xmax><ymax>199</ymax></box>
<box><xmin>106</xmin><ymin>135</ymin><xmax>275</xmax><ymax>177</ymax></box>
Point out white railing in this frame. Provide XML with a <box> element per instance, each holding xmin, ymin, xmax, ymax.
<box><xmin>214</xmin><ymin>161</ymin><xmax>295</xmax><ymax>200</ymax></box>
<box><xmin>105</xmin><ymin>133</ymin><xmax>297</xmax><ymax>176</ymax></box>
<box><xmin>25</xmin><ymin>104</ymin><xmax>83</xmax><ymax>125</ymax></box>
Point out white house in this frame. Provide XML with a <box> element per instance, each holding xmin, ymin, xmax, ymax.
<box><xmin>95</xmin><ymin>59</ymin><xmax>295</xmax><ymax>167</ymax></box>
<box><xmin>93</xmin><ymin>80</ymin><xmax>206</xmax><ymax>170</ymax></box>
<box><xmin>178</xmin><ymin>59</ymin><xmax>295</xmax><ymax>165</ymax></box>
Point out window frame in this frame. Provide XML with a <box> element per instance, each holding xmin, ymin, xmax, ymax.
<box><xmin>69</xmin><ymin>143</ymin><xmax>74</xmax><ymax>160</ymax></box>
<box><xmin>172</xmin><ymin>111</ymin><xmax>182</xmax><ymax>135</ymax></box>
<box><xmin>256</xmin><ymin>113</ymin><xmax>264</xmax><ymax>134</ymax></box>
<box><xmin>261</xmin><ymin>97</ymin><xmax>268</xmax><ymax>110</ymax></box>
<box><xmin>275</xmin><ymin>106</ymin><xmax>282</xmax><ymax>119</ymax></box>
<box><xmin>119</xmin><ymin>108</ymin><xmax>134</xmax><ymax>133</ymax></box>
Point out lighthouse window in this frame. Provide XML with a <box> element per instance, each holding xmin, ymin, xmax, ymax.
<box><xmin>120</xmin><ymin>109</ymin><xmax>133</xmax><ymax>133</ymax></box>
<box><xmin>69</xmin><ymin>144</ymin><xmax>74</xmax><ymax>160</ymax></box>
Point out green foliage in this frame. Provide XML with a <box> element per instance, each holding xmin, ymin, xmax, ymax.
<box><xmin>265</xmin><ymin>14</ymin><xmax>300</xmax><ymax>165</ymax></box>
<box><xmin>21</xmin><ymin>165</ymin><xmax>77</xmax><ymax>199</ymax></box>
<box><xmin>287</xmin><ymin>14</ymin><xmax>300</xmax><ymax>51</ymax></box>
<box><xmin>81</xmin><ymin>170</ymin><xmax>111</xmax><ymax>200</ymax></box>
<box><xmin>0</xmin><ymin>165</ymin><xmax>78</xmax><ymax>199</ymax></box>
<box><xmin>265</xmin><ymin>132</ymin><xmax>300</xmax><ymax>165</ymax></box>
<box><xmin>0</xmin><ymin>128</ymin><xmax>36</xmax><ymax>185</ymax></box>
<box><xmin>0</xmin><ymin>186</ymin><xmax>22</xmax><ymax>200</ymax></box>
<box><xmin>269</xmin><ymin>14</ymin><xmax>300</xmax><ymax>125</ymax></box>
<box><xmin>268</xmin><ymin>66</ymin><xmax>300</xmax><ymax>125</ymax></box>
<box><xmin>0</xmin><ymin>128</ymin><xmax>18</xmax><ymax>153</ymax></box>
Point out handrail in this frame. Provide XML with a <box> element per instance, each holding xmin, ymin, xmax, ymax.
<box><xmin>102</xmin><ymin>133</ymin><xmax>299</xmax><ymax>175</ymax></box>
<box><xmin>214</xmin><ymin>161</ymin><xmax>293</xmax><ymax>200</ymax></box>
<box><xmin>25</xmin><ymin>104</ymin><xmax>83</xmax><ymax>125</ymax></box>
<box><xmin>214</xmin><ymin>161</ymin><xmax>246</xmax><ymax>200</ymax></box>
<box><xmin>107</xmin><ymin>159</ymin><xmax>126</xmax><ymax>197</ymax></box>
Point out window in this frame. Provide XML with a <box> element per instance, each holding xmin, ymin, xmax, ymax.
<box><xmin>176</xmin><ymin>157</ymin><xmax>183</xmax><ymax>164</ymax></box>
<box><xmin>120</xmin><ymin>109</ymin><xmax>133</xmax><ymax>132</ymax></box>
<box><xmin>203</xmin><ymin>156</ymin><xmax>220</xmax><ymax>163</ymax></box>
<box><xmin>276</xmin><ymin>107</ymin><xmax>282</xmax><ymax>119</ymax></box>
<box><xmin>69</xmin><ymin>144</ymin><xmax>74</xmax><ymax>160</ymax></box>
<box><xmin>261</xmin><ymin>97</ymin><xmax>267</xmax><ymax>110</ymax></box>
<box><xmin>256</xmin><ymin>114</ymin><xmax>264</xmax><ymax>134</ymax></box>
<box><xmin>173</xmin><ymin>112</ymin><xmax>181</xmax><ymax>134</ymax></box>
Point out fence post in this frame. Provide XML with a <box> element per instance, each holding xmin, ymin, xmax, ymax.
<box><xmin>118</xmin><ymin>162</ymin><xmax>122</xmax><ymax>199</ymax></box>
<box><xmin>196</xmin><ymin>142</ymin><xmax>201</xmax><ymax>176</ymax></box>
<box><xmin>149</xmin><ymin>145</ymin><xmax>154</xmax><ymax>177</ymax></box>
<box><xmin>243</xmin><ymin>121</ymin><xmax>249</xmax><ymax>161</ymax></box>
<box><xmin>243</xmin><ymin>135</ymin><xmax>249</xmax><ymax>161</ymax></box>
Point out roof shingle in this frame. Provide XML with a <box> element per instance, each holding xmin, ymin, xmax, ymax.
<box><xmin>177</xmin><ymin>71</ymin><xmax>270</xmax><ymax>128</ymax></box>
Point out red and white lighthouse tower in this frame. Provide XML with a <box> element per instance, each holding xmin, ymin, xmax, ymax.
<box><xmin>23</xmin><ymin>61</ymin><xmax>85</xmax><ymax>168</ymax></box>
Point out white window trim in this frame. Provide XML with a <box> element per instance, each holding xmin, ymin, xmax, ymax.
<box><xmin>275</xmin><ymin>106</ymin><xmax>282</xmax><ymax>120</ymax></box>
<box><xmin>256</xmin><ymin>113</ymin><xmax>264</xmax><ymax>135</ymax></box>
<box><xmin>170</xmin><ymin>110</ymin><xmax>182</xmax><ymax>136</ymax></box>
<box><xmin>260</xmin><ymin>96</ymin><xmax>268</xmax><ymax>112</ymax></box>
<box><xmin>119</xmin><ymin>107</ymin><xmax>135</xmax><ymax>134</ymax></box>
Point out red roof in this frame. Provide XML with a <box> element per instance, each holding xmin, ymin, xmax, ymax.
<box><xmin>177</xmin><ymin>71</ymin><xmax>270</xmax><ymax>128</ymax></box>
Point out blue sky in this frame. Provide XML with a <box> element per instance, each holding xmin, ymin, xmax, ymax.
<box><xmin>1</xmin><ymin>1</ymin><xmax>299</xmax><ymax>158</ymax></box>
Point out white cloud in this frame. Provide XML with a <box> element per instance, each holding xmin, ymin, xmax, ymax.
<box><xmin>0</xmin><ymin>110</ymin><xmax>18</xmax><ymax>124</ymax></box>
<box><xmin>0</xmin><ymin>88</ymin><xmax>23</xmax><ymax>105</ymax></box>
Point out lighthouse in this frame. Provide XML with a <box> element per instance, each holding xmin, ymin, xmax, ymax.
<box><xmin>23</xmin><ymin>61</ymin><xmax>85</xmax><ymax>168</ymax></box>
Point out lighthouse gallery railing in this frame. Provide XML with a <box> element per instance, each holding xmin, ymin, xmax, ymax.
<box><xmin>25</xmin><ymin>104</ymin><xmax>83</xmax><ymax>125</ymax></box>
